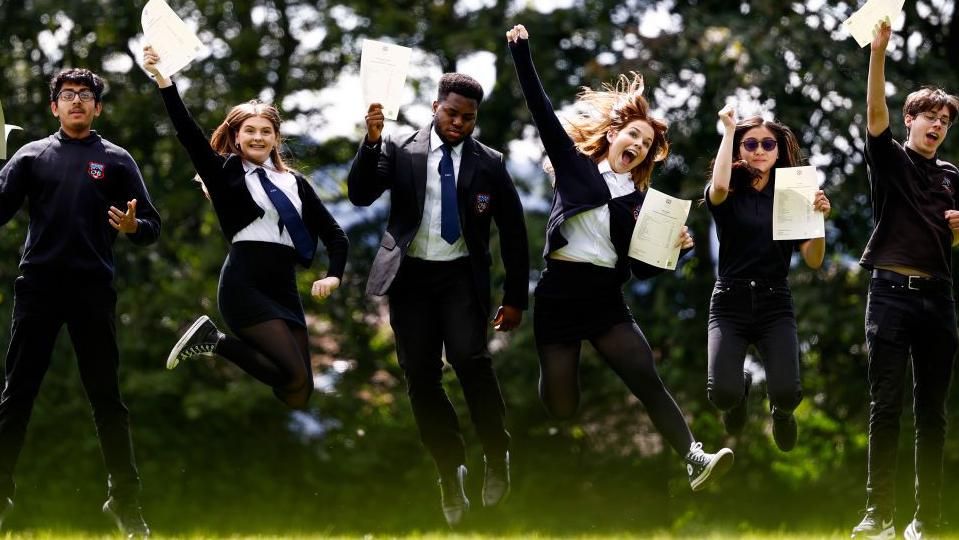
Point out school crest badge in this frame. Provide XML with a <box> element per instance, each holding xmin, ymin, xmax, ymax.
<box><xmin>632</xmin><ymin>204</ymin><xmax>642</xmax><ymax>220</ymax></box>
<box><xmin>87</xmin><ymin>161</ymin><xmax>105</xmax><ymax>180</ymax></box>
<box><xmin>474</xmin><ymin>192</ymin><xmax>491</xmax><ymax>215</ymax></box>
<box><xmin>942</xmin><ymin>177</ymin><xmax>954</xmax><ymax>195</ymax></box>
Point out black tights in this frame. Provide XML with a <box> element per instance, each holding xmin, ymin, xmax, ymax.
<box><xmin>213</xmin><ymin>319</ymin><xmax>313</xmax><ymax>409</ymax></box>
<box><xmin>536</xmin><ymin>321</ymin><xmax>694</xmax><ymax>456</ymax></box>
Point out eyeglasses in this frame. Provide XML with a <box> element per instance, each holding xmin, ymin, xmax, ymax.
<box><xmin>741</xmin><ymin>137</ymin><xmax>777</xmax><ymax>152</ymax></box>
<box><xmin>57</xmin><ymin>90</ymin><xmax>96</xmax><ymax>103</ymax></box>
<box><xmin>919</xmin><ymin>112</ymin><xmax>952</xmax><ymax>128</ymax></box>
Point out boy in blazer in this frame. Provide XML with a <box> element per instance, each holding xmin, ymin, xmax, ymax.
<box><xmin>348</xmin><ymin>73</ymin><xmax>529</xmax><ymax>527</ymax></box>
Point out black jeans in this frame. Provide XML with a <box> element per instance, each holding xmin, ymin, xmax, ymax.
<box><xmin>707</xmin><ymin>278</ymin><xmax>803</xmax><ymax>413</ymax></box>
<box><xmin>864</xmin><ymin>278</ymin><xmax>957</xmax><ymax>523</ymax></box>
<box><xmin>388</xmin><ymin>258</ymin><xmax>509</xmax><ymax>473</ymax></box>
<box><xmin>0</xmin><ymin>275</ymin><xmax>141</xmax><ymax>502</ymax></box>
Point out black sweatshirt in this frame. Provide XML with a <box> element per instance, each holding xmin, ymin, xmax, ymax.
<box><xmin>0</xmin><ymin>130</ymin><xmax>160</xmax><ymax>283</ymax></box>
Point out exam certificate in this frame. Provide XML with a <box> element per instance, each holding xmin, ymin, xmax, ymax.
<box><xmin>142</xmin><ymin>0</ymin><xmax>205</xmax><ymax>79</ymax></box>
<box><xmin>773</xmin><ymin>166</ymin><xmax>824</xmax><ymax>240</ymax></box>
<box><xmin>360</xmin><ymin>39</ymin><xmax>412</xmax><ymax>121</ymax></box>
<box><xmin>842</xmin><ymin>0</ymin><xmax>905</xmax><ymax>48</ymax></box>
<box><xmin>628</xmin><ymin>188</ymin><xmax>691</xmax><ymax>270</ymax></box>
<box><xmin>1</xmin><ymin>100</ymin><xmax>22</xmax><ymax>160</ymax></box>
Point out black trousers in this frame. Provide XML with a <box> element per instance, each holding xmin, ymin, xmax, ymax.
<box><xmin>707</xmin><ymin>278</ymin><xmax>803</xmax><ymax>413</ymax></box>
<box><xmin>0</xmin><ymin>275</ymin><xmax>141</xmax><ymax>501</ymax></box>
<box><xmin>388</xmin><ymin>257</ymin><xmax>509</xmax><ymax>472</ymax></box>
<box><xmin>864</xmin><ymin>278</ymin><xmax>957</xmax><ymax>523</ymax></box>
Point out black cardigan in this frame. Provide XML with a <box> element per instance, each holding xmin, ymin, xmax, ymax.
<box><xmin>159</xmin><ymin>83</ymin><xmax>348</xmax><ymax>277</ymax></box>
<box><xmin>509</xmin><ymin>38</ymin><xmax>672</xmax><ymax>282</ymax></box>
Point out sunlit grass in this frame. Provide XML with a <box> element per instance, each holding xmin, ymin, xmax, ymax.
<box><xmin>6</xmin><ymin>532</ymin><xmax>959</xmax><ymax>539</ymax></box>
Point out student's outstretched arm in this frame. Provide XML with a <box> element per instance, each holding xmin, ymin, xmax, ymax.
<box><xmin>867</xmin><ymin>19</ymin><xmax>892</xmax><ymax>136</ymax></box>
<box><xmin>707</xmin><ymin>104</ymin><xmax>737</xmax><ymax>206</ymax></box>
<box><xmin>799</xmin><ymin>190</ymin><xmax>831</xmax><ymax>268</ymax></box>
<box><xmin>346</xmin><ymin>103</ymin><xmax>393</xmax><ymax>207</ymax></box>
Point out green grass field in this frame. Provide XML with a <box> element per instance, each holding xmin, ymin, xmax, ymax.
<box><xmin>5</xmin><ymin>532</ymin><xmax>959</xmax><ymax>539</ymax></box>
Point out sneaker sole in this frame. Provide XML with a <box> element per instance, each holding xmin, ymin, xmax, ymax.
<box><xmin>691</xmin><ymin>448</ymin><xmax>734</xmax><ymax>491</ymax></box>
<box><xmin>855</xmin><ymin>528</ymin><xmax>895</xmax><ymax>540</ymax></box>
<box><xmin>165</xmin><ymin>315</ymin><xmax>211</xmax><ymax>370</ymax></box>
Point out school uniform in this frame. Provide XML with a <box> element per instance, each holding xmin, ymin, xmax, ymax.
<box><xmin>347</xmin><ymin>121</ymin><xmax>528</xmax><ymax>472</ymax></box>
<box><xmin>158</xmin><ymin>83</ymin><xmax>348</xmax><ymax>332</ymax></box>
<box><xmin>0</xmin><ymin>129</ymin><xmax>161</xmax><ymax>503</ymax></box>
<box><xmin>704</xmin><ymin>177</ymin><xmax>804</xmax><ymax>414</ymax></box>
<box><xmin>509</xmin><ymin>37</ymin><xmax>696</xmax><ymax>458</ymax></box>
<box><xmin>858</xmin><ymin>127</ymin><xmax>959</xmax><ymax>525</ymax></box>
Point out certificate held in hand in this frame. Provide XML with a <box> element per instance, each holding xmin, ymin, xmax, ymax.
<box><xmin>842</xmin><ymin>0</ymin><xmax>905</xmax><ymax>48</ymax></box>
<box><xmin>1</xmin><ymin>99</ymin><xmax>23</xmax><ymax>161</ymax></box>
<box><xmin>360</xmin><ymin>39</ymin><xmax>412</xmax><ymax>121</ymax></box>
<box><xmin>773</xmin><ymin>166</ymin><xmax>825</xmax><ymax>240</ymax></box>
<box><xmin>628</xmin><ymin>188</ymin><xmax>692</xmax><ymax>270</ymax></box>
<box><xmin>141</xmin><ymin>0</ymin><xmax>205</xmax><ymax>79</ymax></box>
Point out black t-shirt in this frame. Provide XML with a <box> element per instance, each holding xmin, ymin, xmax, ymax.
<box><xmin>860</xmin><ymin>127</ymin><xmax>959</xmax><ymax>281</ymax></box>
<box><xmin>705</xmin><ymin>180</ymin><xmax>801</xmax><ymax>280</ymax></box>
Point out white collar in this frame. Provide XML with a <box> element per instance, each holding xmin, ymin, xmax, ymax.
<box><xmin>244</xmin><ymin>157</ymin><xmax>278</xmax><ymax>174</ymax></box>
<box><xmin>430</xmin><ymin>128</ymin><xmax>465</xmax><ymax>156</ymax></box>
<box><xmin>597</xmin><ymin>158</ymin><xmax>632</xmax><ymax>184</ymax></box>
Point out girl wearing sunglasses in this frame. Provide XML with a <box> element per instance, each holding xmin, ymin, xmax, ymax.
<box><xmin>704</xmin><ymin>106</ymin><xmax>830</xmax><ymax>452</ymax></box>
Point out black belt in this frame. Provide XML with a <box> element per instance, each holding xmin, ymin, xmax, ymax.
<box><xmin>871</xmin><ymin>269</ymin><xmax>951</xmax><ymax>293</ymax></box>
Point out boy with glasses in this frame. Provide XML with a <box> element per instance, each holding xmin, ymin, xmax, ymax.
<box><xmin>851</xmin><ymin>20</ymin><xmax>959</xmax><ymax>540</ymax></box>
<box><xmin>0</xmin><ymin>68</ymin><xmax>159</xmax><ymax>538</ymax></box>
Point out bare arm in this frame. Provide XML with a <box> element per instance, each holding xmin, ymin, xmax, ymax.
<box><xmin>799</xmin><ymin>190</ymin><xmax>831</xmax><ymax>268</ymax></box>
<box><xmin>867</xmin><ymin>19</ymin><xmax>892</xmax><ymax>136</ymax></box>
<box><xmin>708</xmin><ymin>104</ymin><xmax>737</xmax><ymax>206</ymax></box>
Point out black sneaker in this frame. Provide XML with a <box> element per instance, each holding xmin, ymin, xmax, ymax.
<box><xmin>0</xmin><ymin>497</ymin><xmax>12</xmax><ymax>530</ymax></box>
<box><xmin>904</xmin><ymin>519</ymin><xmax>937</xmax><ymax>540</ymax></box>
<box><xmin>685</xmin><ymin>442</ymin><xmax>734</xmax><ymax>491</ymax></box>
<box><xmin>771</xmin><ymin>406</ymin><xmax>798</xmax><ymax>451</ymax></box>
<box><xmin>102</xmin><ymin>497</ymin><xmax>150</xmax><ymax>539</ymax></box>
<box><xmin>723</xmin><ymin>371</ymin><xmax>752</xmax><ymax>435</ymax></box>
<box><xmin>850</xmin><ymin>508</ymin><xmax>894</xmax><ymax>539</ymax></box>
<box><xmin>166</xmin><ymin>315</ymin><xmax>219</xmax><ymax>369</ymax></box>
<box><xmin>438</xmin><ymin>465</ymin><xmax>470</xmax><ymax>528</ymax></box>
<box><xmin>482</xmin><ymin>452</ymin><xmax>510</xmax><ymax>507</ymax></box>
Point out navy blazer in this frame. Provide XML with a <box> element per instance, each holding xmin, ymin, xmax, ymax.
<box><xmin>347</xmin><ymin>125</ymin><xmax>529</xmax><ymax>315</ymax></box>
<box><xmin>159</xmin><ymin>83</ymin><xmax>348</xmax><ymax>277</ymax></box>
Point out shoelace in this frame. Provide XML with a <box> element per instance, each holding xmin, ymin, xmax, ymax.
<box><xmin>686</xmin><ymin>442</ymin><xmax>708</xmax><ymax>466</ymax></box>
<box><xmin>181</xmin><ymin>342</ymin><xmax>216</xmax><ymax>359</ymax></box>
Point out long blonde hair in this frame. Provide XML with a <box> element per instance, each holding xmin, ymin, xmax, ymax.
<box><xmin>565</xmin><ymin>73</ymin><xmax>669</xmax><ymax>191</ymax></box>
<box><xmin>210</xmin><ymin>100</ymin><xmax>289</xmax><ymax>171</ymax></box>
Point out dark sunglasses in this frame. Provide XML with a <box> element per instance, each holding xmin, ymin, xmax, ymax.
<box><xmin>741</xmin><ymin>137</ymin><xmax>777</xmax><ymax>152</ymax></box>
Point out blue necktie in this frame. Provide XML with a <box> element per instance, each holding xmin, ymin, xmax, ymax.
<box><xmin>439</xmin><ymin>144</ymin><xmax>460</xmax><ymax>244</ymax></box>
<box><xmin>254</xmin><ymin>167</ymin><xmax>315</xmax><ymax>264</ymax></box>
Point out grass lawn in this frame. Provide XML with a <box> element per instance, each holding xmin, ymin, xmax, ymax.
<box><xmin>5</xmin><ymin>532</ymin><xmax>959</xmax><ymax>539</ymax></box>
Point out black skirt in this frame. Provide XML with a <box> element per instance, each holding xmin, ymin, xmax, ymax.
<box><xmin>533</xmin><ymin>259</ymin><xmax>634</xmax><ymax>345</ymax></box>
<box><xmin>218</xmin><ymin>241</ymin><xmax>305</xmax><ymax>331</ymax></box>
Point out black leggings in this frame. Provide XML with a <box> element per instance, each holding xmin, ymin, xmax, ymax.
<box><xmin>536</xmin><ymin>321</ymin><xmax>694</xmax><ymax>456</ymax></box>
<box><xmin>213</xmin><ymin>319</ymin><xmax>313</xmax><ymax>409</ymax></box>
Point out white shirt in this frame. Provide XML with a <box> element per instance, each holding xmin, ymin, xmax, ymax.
<box><xmin>233</xmin><ymin>159</ymin><xmax>303</xmax><ymax>247</ymax></box>
<box><xmin>551</xmin><ymin>159</ymin><xmax>635</xmax><ymax>268</ymax></box>
<box><xmin>407</xmin><ymin>129</ymin><xmax>469</xmax><ymax>260</ymax></box>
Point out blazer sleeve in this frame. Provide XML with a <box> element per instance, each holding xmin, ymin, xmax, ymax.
<box><xmin>158</xmin><ymin>82</ymin><xmax>225</xmax><ymax>183</ymax></box>
<box><xmin>507</xmin><ymin>38</ymin><xmax>576</xmax><ymax>161</ymax></box>
<box><xmin>492</xmin><ymin>155</ymin><xmax>530</xmax><ymax>310</ymax></box>
<box><xmin>313</xmin><ymin>198</ymin><xmax>349</xmax><ymax>279</ymax></box>
<box><xmin>347</xmin><ymin>137</ymin><xmax>394</xmax><ymax>207</ymax></box>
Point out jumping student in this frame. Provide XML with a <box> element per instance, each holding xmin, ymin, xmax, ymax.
<box><xmin>143</xmin><ymin>47</ymin><xmax>348</xmax><ymax>411</ymax></box>
<box><xmin>507</xmin><ymin>24</ymin><xmax>733</xmax><ymax>492</ymax></box>
<box><xmin>0</xmin><ymin>68</ymin><xmax>158</xmax><ymax>538</ymax></box>
<box><xmin>704</xmin><ymin>105</ymin><xmax>830</xmax><ymax>452</ymax></box>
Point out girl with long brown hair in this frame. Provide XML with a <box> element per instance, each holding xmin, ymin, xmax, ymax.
<box><xmin>705</xmin><ymin>105</ymin><xmax>830</xmax><ymax>450</ymax></box>
<box><xmin>142</xmin><ymin>46</ymin><xmax>348</xmax><ymax>409</ymax></box>
<box><xmin>507</xmin><ymin>24</ymin><xmax>732</xmax><ymax>491</ymax></box>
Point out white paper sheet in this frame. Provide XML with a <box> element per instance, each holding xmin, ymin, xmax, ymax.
<box><xmin>1</xmin><ymin>100</ymin><xmax>23</xmax><ymax>160</ymax></box>
<box><xmin>360</xmin><ymin>39</ymin><xmax>412</xmax><ymax>121</ymax></box>
<box><xmin>141</xmin><ymin>0</ymin><xmax>205</xmax><ymax>79</ymax></box>
<box><xmin>842</xmin><ymin>0</ymin><xmax>905</xmax><ymax>48</ymax></box>
<box><xmin>773</xmin><ymin>166</ymin><xmax>825</xmax><ymax>240</ymax></box>
<box><xmin>627</xmin><ymin>188</ymin><xmax>692</xmax><ymax>270</ymax></box>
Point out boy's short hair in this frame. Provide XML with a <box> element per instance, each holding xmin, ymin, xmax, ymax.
<box><xmin>49</xmin><ymin>68</ymin><xmax>106</xmax><ymax>103</ymax></box>
<box><xmin>437</xmin><ymin>73</ymin><xmax>484</xmax><ymax>103</ymax></box>
<box><xmin>903</xmin><ymin>86</ymin><xmax>959</xmax><ymax>122</ymax></box>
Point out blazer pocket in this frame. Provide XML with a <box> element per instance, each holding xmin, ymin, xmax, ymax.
<box><xmin>380</xmin><ymin>231</ymin><xmax>397</xmax><ymax>250</ymax></box>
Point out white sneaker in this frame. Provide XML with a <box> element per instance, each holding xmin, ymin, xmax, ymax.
<box><xmin>166</xmin><ymin>315</ymin><xmax>219</xmax><ymax>369</ymax></box>
<box><xmin>684</xmin><ymin>442</ymin><xmax>734</xmax><ymax>491</ymax></box>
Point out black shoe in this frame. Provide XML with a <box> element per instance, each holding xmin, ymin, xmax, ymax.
<box><xmin>685</xmin><ymin>442</ymin><xmax>734</xmax><ymax>491</ymax></box>
<box><xmin>166</xmin><ymin>315</ymin><xmax>219</xmax><ymax>369</ymax></box>
<box><xmin>482</xmin><ymin>452</ymin><xmax>510</xmax><ymax>507</ymax></box>
<box><xmin>723</xmin><ymin>371</ymin><xmax>752</xmax><ymax>435</ymax></box>
<box><xmin>0</xmin><ymin>497</ymin><xmax>12</xmax><ymax>530</ymax></box>
<box><xmin>438</xmin><ymin>465</ymin><xmax>470</xmax><ymax>528</ymax></box>
<box><xmin>102</xmin><ymin>497</ymin><xmax>150</xmax><ymax>539</ymax></box>
<box><xmin>905</xmin><ymin>519</ymin><xmax>937</xmax><ymax>540</ymax></box>
<box><xmin>850</xmin><ymin>508</ymin><xmax>895</xmax><ymax>539</ymax></box>
<box><xmin>771</xmin><ymin>407</ymin><xmax>798</xmax><ymax>451</ymax></box>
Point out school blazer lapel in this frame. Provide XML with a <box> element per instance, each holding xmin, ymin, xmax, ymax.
<box><xmin>408</xmin><ymin>127</ymin><xmax>431</xmax><ymax>219</ymax></box>
<box><xmin>457</xmin><ymin>137</ymin><xmax>478</xmax><ymax>220</ymax></box>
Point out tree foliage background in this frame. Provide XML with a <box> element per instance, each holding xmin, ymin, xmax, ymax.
<box><xmin>0</xmin><ymin>0</ymin><xmax>957</xmax><ymax>535</ymax></box>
